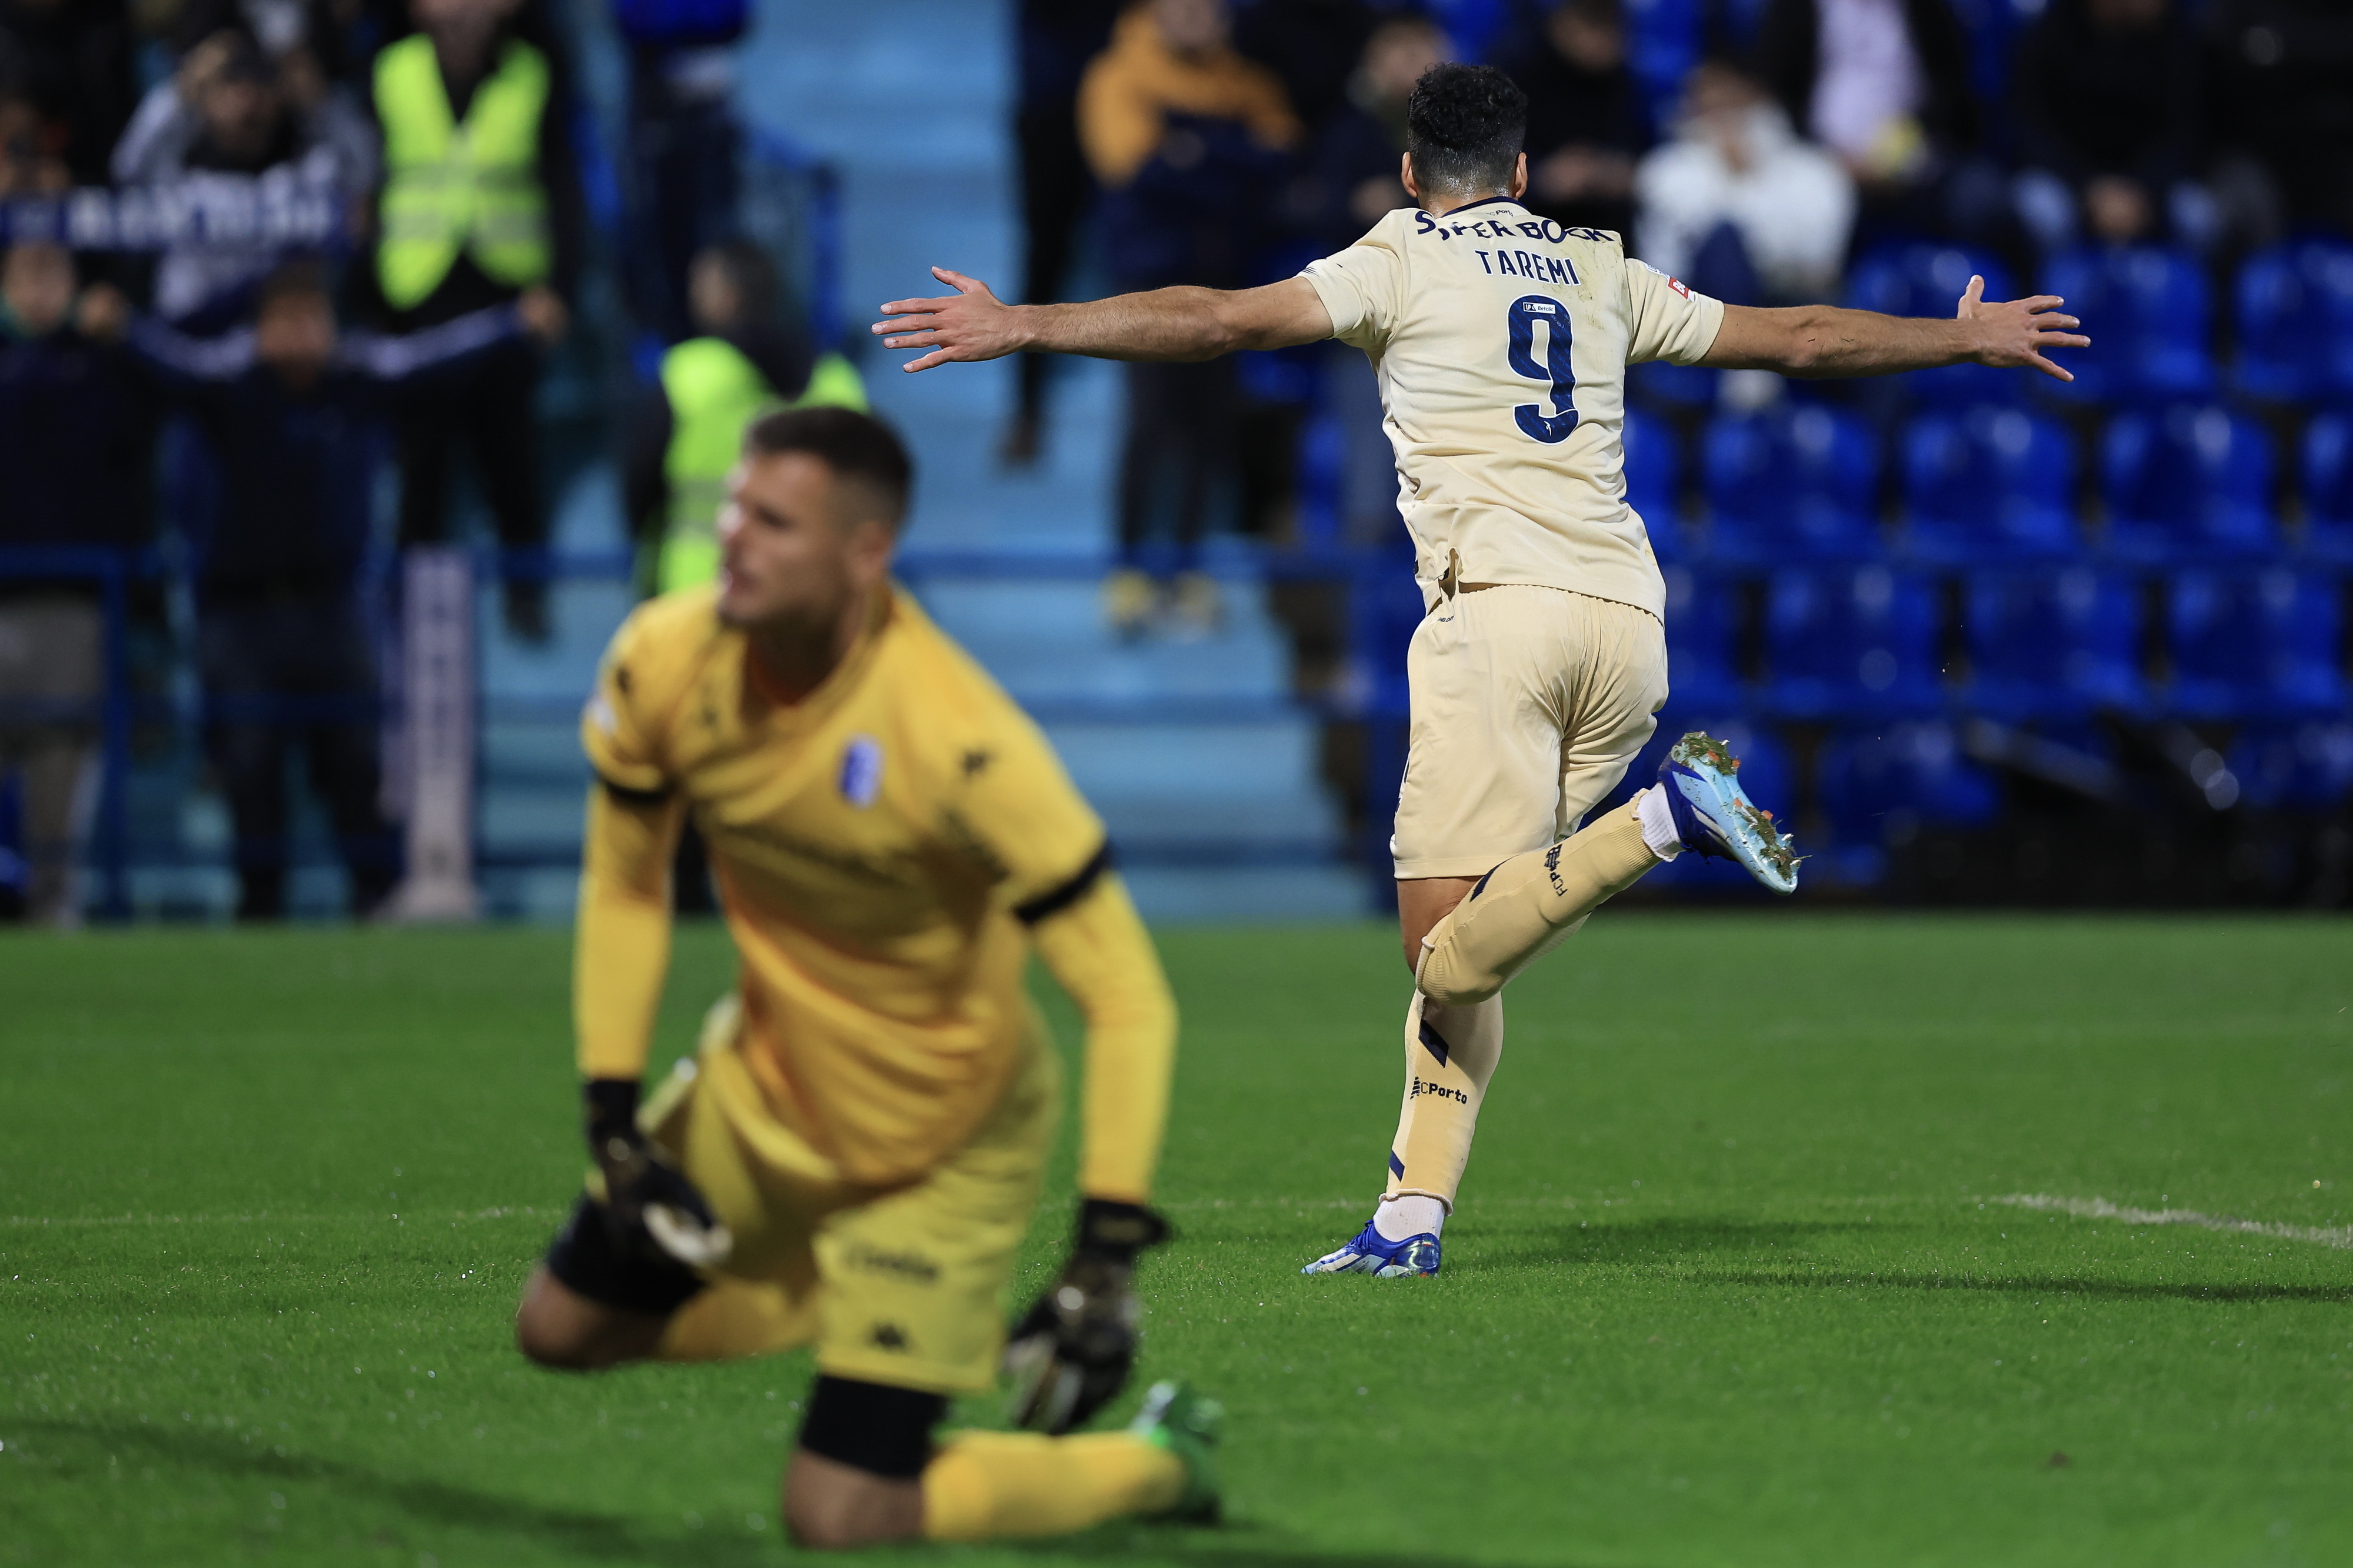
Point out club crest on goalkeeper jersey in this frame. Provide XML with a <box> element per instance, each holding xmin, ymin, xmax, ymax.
<box><xmin>1298</xmin><ymin>200</ymin><xmax>1725</xmax><ymax>619</ymax></box>
<box><xmin>580</xmin><ymin>585</ymin><xmax>1109</xmax><ymax>1186</ymax></box>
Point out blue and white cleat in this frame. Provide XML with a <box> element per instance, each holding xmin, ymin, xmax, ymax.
<box><xmin>1658</xmin><ymin>732</ymin><xmax>1801</xmax><ymax>894</ymax></box>
<box><xmin>1301</xmin><ymin>1221</ymin><xmax>1441</xmax><ymax>1277</ymax></box>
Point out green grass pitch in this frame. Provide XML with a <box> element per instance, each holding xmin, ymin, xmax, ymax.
<box><xmin>4</xmin><ymin>916</ymin><xmax>2349</xmax><ymax>1566</ymax></box>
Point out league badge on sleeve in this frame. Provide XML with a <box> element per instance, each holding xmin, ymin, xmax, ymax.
<box><xmin>839</xmin><ymin>735</ymin><xmax>884</xmax><ymax>808</ymax></box>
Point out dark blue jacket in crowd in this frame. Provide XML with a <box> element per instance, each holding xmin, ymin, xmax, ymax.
<box><xmin>0</xmin><ymin>325</ymin><xmax>154</xmax><ymax>572</ymax></box>
<box><xmin>1102</xmin><ymin>116</ymin><xmax>1295</xmax><ymax>291</ymax></box>
<box><xmin>130</xmin><ymin>309</ymin><xmax>518</xmax><ymax>603</ymax></box>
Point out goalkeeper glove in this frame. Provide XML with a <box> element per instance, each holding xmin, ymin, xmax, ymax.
<box><xmin>1002</xmin><ymin>1198</ymin><xmax>1170</xmax><ymax>1434</ymax></box>
<box><xmin>584</xmin><ymin>1078</ymin><xmax>732</xmax><ymax>1269</ymax></box>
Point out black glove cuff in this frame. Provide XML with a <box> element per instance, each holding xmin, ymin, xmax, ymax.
<box><xmin>1073</xmin><ymin>1198</ymin><xmax>1169</xmax><ymax>1264</ymax></box>
<box><xmin>584</xmin><ymin>1077</ymin><xmax>642</xmax><ymax>1154</ymax></box>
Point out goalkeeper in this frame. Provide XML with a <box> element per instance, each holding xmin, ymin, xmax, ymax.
<box><xmin>513</xmin><ymin>405</ymin><xmax>1215</xmax><ymax>1547</ymax></box>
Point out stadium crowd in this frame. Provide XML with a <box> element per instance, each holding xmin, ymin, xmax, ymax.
<box><xmin>1</xmin><ymin>0</ymin><xmax>2349</xmax><ymax>924</ymax></box>
<box><xmin>1008</xmin><ymin>0</ymin><xmax>2353</xmax><ymax>901</ymax></box>
<box><xmin>0</xmin><ymin>0</ymin><xmax>864</xmax><ymax>924</ymax></box>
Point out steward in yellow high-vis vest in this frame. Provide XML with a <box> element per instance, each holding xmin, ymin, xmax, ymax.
<box><xmin>374</xmin><ymin>33</ymin><xmax>552</xmax><ymax>312</ymax></box>
<box><xmin>649</xmin><ymin>337</ymin><xmax>868</xmax><ymax>592</ymax></box>
<box><xmin>625</xmin><ymin>239</ymin><xmax>871</xmax><ymax>596</ymax></box>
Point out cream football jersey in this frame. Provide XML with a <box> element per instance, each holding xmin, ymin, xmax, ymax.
<box><xmin>1299</xmin><ymin>199</ymin><xmax>1725</xmax><ymax>619</ymax></box>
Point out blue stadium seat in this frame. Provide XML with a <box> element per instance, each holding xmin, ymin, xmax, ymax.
<box><xmin>2100</xmin><ymin>405</ymin><xmax>2278</xmax><ymax>563</ymax></box>
<box><xmin>2167</xmin><ymin>569</ymin><xmax>2346</xmax><ymax>720</ymax></box>
<box><xmin>2232</xmin><ymin>239</ymin><xmax>2353</xmax><ymax>403</ymax></box>
<box><xmin>1660</xmin><ymin>564</ymin><xmax>1742</xmax><ymax>712</ymax></box>
<box><xmin>1961</xmin><ymin>566</ymin><xmax>2145</xmax><ymax>719</ymax></box>
<box><xmin>1702</xmin><ymin>405</ymin><xmax>1883</xmax><ymax>562</ymax></box>
<box><xmin>2039</xmin><ymin>246</ymin><xmax>2215</xmax><ymax>405</ymax></box>
<box><xmin>1628</xmin><ymin>358</ymin><xmax>1718</xmax><ymax>412</ymax></box>
<box><xmin>1899</xmin><ymin>405</ymin><xmax>2081</xmax><ymax>563</ymax></box>
<box><xmin>1347</xmin><ymin>549</ymin><xmax>1427</xmax><ymax>721</ymax></box>
<box><xmin>1846</xmin><ymin>243</ymin><xmax>2021</xmax><ymax>406</ymax></box>
<box><xmin>1762</xmin><ymin>565</ymin><xmax>1944</xmax><ymax>717</ymax></box>
<box><xmin>1623</xmin><ymin>405</ymin><xmax>1685</xmax><ymax>560</ymax></box>
<box><xmin>1814</xmin><ymin>720</ymin><xmax>2002</xmax><ymax>885</ymax></box>
<box><xmin>2228</xmin><ymin>721</ymin><xmax>2353</xmax><ymax>813</ymax></box>
<box><xmin>2302</xmin><ymin>411</ymin><xmax>2353</xmax><ymax>564</ymax></box>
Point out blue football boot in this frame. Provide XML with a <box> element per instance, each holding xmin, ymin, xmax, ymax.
<box><xmin>1301</xmin><ymin>1220</ymin><xmax>1441</xmax><ymax>1277</ymax></box>
<box><xmin>1657</xmin><ymin>732</ymin><xmax>1800</xmax><ymax>895</ymax></box>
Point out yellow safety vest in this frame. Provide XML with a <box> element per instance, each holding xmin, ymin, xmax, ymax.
<box><xmin>375</xmin><ymin>35</ymin><xmax>552</xmax><ymax>310</ymax></box>
<box><xmin>655</xmin><ymin>337</ymin><xmax>872</xmax><ymax>593</ymax></box>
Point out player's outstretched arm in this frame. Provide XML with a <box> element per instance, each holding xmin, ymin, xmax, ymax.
<box><xmin>1702</xmin><ymin>275</ymin><xmax>2089</xmax><ymax>382</ymax></box>
<box><xmin>873</xmin><ymin>268</ymin><xmax>1334</xmax><ymax>372</ymax></box>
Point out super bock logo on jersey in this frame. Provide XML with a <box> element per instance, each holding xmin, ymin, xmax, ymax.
<box><xmin>839</xmin><ymin>735</ymin><xmax>884</xmax><ymax>808</ymax></box>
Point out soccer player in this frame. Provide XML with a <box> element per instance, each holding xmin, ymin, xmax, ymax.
<box><xmin>869</xmin><ymin>65</ymin><xmax>2085</xmax><ymax>1278</ymax></box>
<box><xmin>512</xmin><ymin>406</ymin><xmax>1220</xmax><ymax>1546</ymax></box>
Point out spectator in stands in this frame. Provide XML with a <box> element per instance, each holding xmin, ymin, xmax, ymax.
<box><xmin>1751</xmin><ymin>0</ymin><xmax>2000</xmax><ymax>249</ymax></box>
<box><xmin>1233</xmin><ymin>0</ymin><xmax>1375</xmax><ymax>139</ymax></box>
<box><xmin>2009</xmin><ymin>0</ymin><xmax>2209</xmax><ymax>254</ymax></box>
<box><xmin>610</xmin><ymin>0</ymin><xmax>749</xmax><ymax>343</ymax></box>
<box><xmin>1498</xmin><ymin>0</ymin><xmax>1649</xmax><ymax>242</ymax></box>
<box><xmin>0</xmin><ymin>242</ymin><xmax>151</xmax><ymax>926</ymax></box>
<box><xmin>1288</xmin><ymin>15</ymin><xmax>1441</xmax><ymax>253</ymax></box>
<box><xmin>1002</xmin><ymin>0</ymin><xmax>1122</xmax><ymax>466</ymax></box>
<box><xmin>362</xmin><ymin>0</ymin><xmax>581</xmax><ymax>640</ymax></box>
<box><xmin>2204</xmin><ymin>0</ymin><xmax>2352</xmax><ymax>241</ymax></box>
<box><xmin>1079</xmin><ymin>0</ymin><xmax>1297</xmax><ymax>636</ymax></box>
<box><xmin>624</xmin><ymin>238</ymin><xmax>867</xmax><ymax>596</ymax></box>
<box><xmin>105</xmin><ymin>262</ymin><xmax>522</xmax><ymax>920</ymax></box>
<box><xmin>0</xmin><ymin>0</ymin><xmax>136</xmax><ymax>186</ymax></box>
<box><xmin>111</xmin><ymin>30</ymin><xmax>378</xmax><ymax>332</ymax></box>
<box><xmin>1634</xmin><ymin>59</ymin><xmax>1854</xmax><ymax>303</ymax></box>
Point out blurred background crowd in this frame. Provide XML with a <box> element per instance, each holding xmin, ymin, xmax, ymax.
<box><xmin>1</xmin><ymin>0</ymin><xmax>2348</xmax><ymax>927</ymax></box>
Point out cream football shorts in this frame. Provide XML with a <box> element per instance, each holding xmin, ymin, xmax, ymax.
<box><xmin>1390</xmin><ymin>583</ymin><xmax>1671</xmax><ymax>881</ymax></box>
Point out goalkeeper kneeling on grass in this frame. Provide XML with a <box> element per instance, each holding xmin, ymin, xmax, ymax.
<box><xmin>512</xmin><ymin>405</ymin><xmax>1216</xmax><ymax>1547</ymax></box>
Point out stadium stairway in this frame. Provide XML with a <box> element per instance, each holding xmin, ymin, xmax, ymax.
<box><xmin>468</xmin><ymin>0</ymin><xmax>1358</xmax><ymax>921</ymax></box>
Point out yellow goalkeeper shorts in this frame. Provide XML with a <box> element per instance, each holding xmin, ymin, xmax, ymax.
<box><xmin>632</xmin><ymin>995</ymin><xmax>1059</xmax><ymax>1395</ymax></box>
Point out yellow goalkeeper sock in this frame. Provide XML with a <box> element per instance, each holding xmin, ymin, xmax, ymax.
<box><xmin>1415</xmin><ymin>794</ymin><xmax>1660</xmax><ymax>1006</ymax></box>
<box><xmin>1384</xmin><ymin>990</ymin><xmax>1504</xmax><ymax>1212</ymax></box>
<box><xmin>921</xmin><ymin>1430</ymin><xmax>1186</xmax><ymax>1541</ymax></box>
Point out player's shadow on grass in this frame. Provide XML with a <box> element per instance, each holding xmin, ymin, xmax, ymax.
<box><xmin>1478</xmin><ymin>1214</ymin><xmax>1872</xmax><ymax>1270</ymax></box>
<box><xmin>11</xmin><ymin>1416</ymin><xmax>777</xmax><ymax>1567</ymax></box>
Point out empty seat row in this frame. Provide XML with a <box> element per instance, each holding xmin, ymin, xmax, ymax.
<box><xmin>1664</xmin><ymin>563</ymin><xmax>2348</xmax><ymax>722</ymax></box>
<box><xmin>1627</xmin><ymin>403</ymin><xmax>2353</xmax><ymax>567</ymax></box>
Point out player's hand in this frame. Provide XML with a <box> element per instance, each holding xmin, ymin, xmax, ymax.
<box><xmin>584</xmin><ymin>1079</ymin><xmax>732</xmax><ymax>1269</ymax></box>
<box><xmin>1956</xmin><ymin>274</ymin><xmax>2089</xmax><ymax>383</ymax></box>
<box><xmin>1002</xmin><ymin>1199</ymin><xmax>1170</xmax><ymax>1434</ymax></box>
<box><xmin>872</xmin><ymin>268</ymin><xmax>1025</xmax><ymax>373</ymax></box>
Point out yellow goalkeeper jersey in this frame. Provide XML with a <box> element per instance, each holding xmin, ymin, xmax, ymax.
<box><xmin>576</xmin><ymin>584</ymin><xmax>1160</xmax><ymax>1192</ymax></box>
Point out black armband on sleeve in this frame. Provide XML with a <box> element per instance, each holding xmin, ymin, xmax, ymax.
<box><xmin>597</xmin><ymin>773</ymin><xmax>672</xmax><ymax>808</ymax></box>
<box><xmin>1014</xmin><ymin>840</ymin><xmax>1114</xmax><ymax>926</ymax></box>
<box><xmin>1074</xmin><ymin>1197</ymin><xmax>1170</xmax><ymax>1265</ymax></box>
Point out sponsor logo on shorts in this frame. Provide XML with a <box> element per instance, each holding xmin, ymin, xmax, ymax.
<box><xmin>844</xmin><ymin>1244</ymin><xmax>941</xmax><ymax>1284</ymax></box>
<box><xmin>869</xmin><ymin>1322</ymin><xmax>911</xmax><ymax>1352</ymax></box>
<box><xmin>1410</xmin><ymin>1075</ymin><xmax>1471</xmax><ymax>1106</ymax></box>
<box><xmin>1544</xmin><ymin>842</ymin><xmax>1565</xmax><ymax>896</ymax></box>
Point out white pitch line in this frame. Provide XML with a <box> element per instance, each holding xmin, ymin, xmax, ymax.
<box><xmin>1995</xmin><ymin>1193</ymin><xmax>2352</xmax><ymax>1251</ymax></box>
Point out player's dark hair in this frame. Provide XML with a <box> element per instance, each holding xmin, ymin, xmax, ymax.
<box><xmin>742</xmin><ymin>405</ymin><xmax>914</xmax><ymax>531</ymax></box>
<box><xmin>1405</xmin><ymin>62</ymin><xmax>1527</xmax><ymax>198</ymax></box>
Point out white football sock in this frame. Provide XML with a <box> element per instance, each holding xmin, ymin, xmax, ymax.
<box><xmin>1635</xmin><ymin>784</ymin><xmax>1683</xmax><ymax>861</ymax></box>
<box><xmin>1374</xmin><ymin>1193</ymin><xmax>1447</xmax><ymax>1242</ymax></box>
